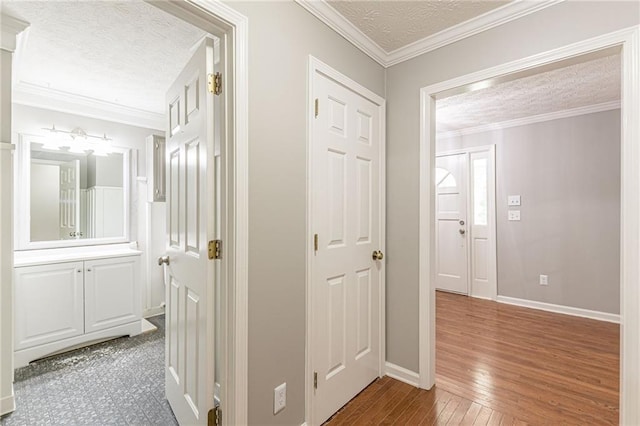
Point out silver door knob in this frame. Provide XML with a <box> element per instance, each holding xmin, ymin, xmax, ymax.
<box><xmin>459</xmin><ymin>229</ymin><xmax>466</xmax><ymax>235</ymax></box>
<box><xmin>372</xmin><ymin>250</ymin><xmax>384</xmax><ymax>261</ymax></box>
<box><xmin>158</xmin><ymin>256</ymin><xmax>170</xmax><ymax>266</ymax></box>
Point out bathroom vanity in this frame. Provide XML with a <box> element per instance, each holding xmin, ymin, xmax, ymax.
<box><xmin>13</xmin><ymin>246</ymin><xmax>142</xmax><ymax>367</ymax></box>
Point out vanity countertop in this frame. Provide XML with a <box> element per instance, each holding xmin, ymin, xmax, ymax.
<box><xmin>14</xmin><ymin>243</ymin><xmax>142</xmax><ymax>267</ymax></box>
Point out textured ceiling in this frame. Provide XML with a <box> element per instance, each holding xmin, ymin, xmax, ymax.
<box><xmin>437</xmin><ymin>54</ymin><xmax>621</xmax><ymax>132</ymax></box>
<box><xmin>3</xmin><ymin>0</ymin><xmax>206</xmax><ymax>114</ymax></box>
<box><xmin>327</xmin><ymin>0</ymin><xmax>510</xmax><ymax>52</ymax></box>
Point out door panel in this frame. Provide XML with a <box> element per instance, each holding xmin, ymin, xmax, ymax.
<box><xmin>84</xmin><ymin>256</ymin><xmax>140</xmax><ymax>333</ymax></box>
<box><xmin>165</xmin><ymin>38</ymin><xmax>216</xmax><ymax>426</ymax></box>
<box><xmin>59</xmin><ymin>160</ymin><xmax>80</xmax><ymax>239</ymax></box>
<box><xmin>435</xmin><ymin>154</ymin><xmax>468</xmax><ymax>294</ymax></box>
<box><xmin>312</xmin><ymin>72</ymin><xmax>382</xmax><ymax>425</ymax></box>
<box><xmin>14</xmin><ymin>262</ymin><xmax>84</xmax><ymax>350</ymax></box>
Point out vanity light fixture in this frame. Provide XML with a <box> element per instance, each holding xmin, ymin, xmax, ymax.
<box><xmin>41</xmin><ymin>124</ymin><xmax>114</xmax><ymax>154</ymax></box>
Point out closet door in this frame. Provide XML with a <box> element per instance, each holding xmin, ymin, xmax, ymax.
<box><xmin>84</xmin><ymin>256</ymin><xmax>141</xmax><ymax>333</ymax></box>
<box><xmin>15</xmin><ymin>261</ymin><xmax>85</xmax><ymax>350</ymax></box>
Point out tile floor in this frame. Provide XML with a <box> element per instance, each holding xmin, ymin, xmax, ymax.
<box><xmin>0</xmin><ymin>315</ymin><xmax>177</xmax><ymax>426</ymax></box>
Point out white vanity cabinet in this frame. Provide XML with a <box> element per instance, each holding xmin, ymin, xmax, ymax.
<box><xmin>14</xmin><ymin>248</ymin><xmax>142</xmax><ymax>367</ymax></box>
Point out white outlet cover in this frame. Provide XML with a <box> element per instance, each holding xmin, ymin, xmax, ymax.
<box><xmin>508</xmin><ymin>195</ymin><xmax>521</xmax><ymax>206</ymax></box>
<box><xmin>508</xmin><ymin>210</ymin><xmax>521</xmax><ymax>221</ymax></box>
<box><xmin>274</xmin><ymin>382</ymin><xmax>286</xmax><ymax>414</ymax></box>
<box><xmin>540</xmin><ymin>275</ymin><xmax>549</xmax><ymax>285</ymax></box>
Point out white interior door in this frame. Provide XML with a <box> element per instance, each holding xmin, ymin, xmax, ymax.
<box><xmin>311</xmin><ymin>70</ymin><xmax>383</xmax><ymax>425</ymax></box>
<box><xmin>59</xmin><ymin>160</ymin><xmax>80</xmax><ymax>240</ymax></box>
<box><xmin>435</xmin><ymin>154</ymin><xmax>468</xmax><ymax>294</ymax></box>
<box><xmin>164</xmin><ymin>38</ymin><xmax>217</xmax><ymax>425</ymax></box>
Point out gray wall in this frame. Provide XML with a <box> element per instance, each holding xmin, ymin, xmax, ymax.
<box><xmin>386</xmin><ymin>1</ymin><xmax>639</xmax><ymax>373</ymax></box>
<box><xmin>223</xmin><ymin>2</ymin><xmax>385</xmax><ymax>424</ymax></box>
<box><xmin>438</xmin><ymin>110</ymin><xmax>621</xmax><ymax>314</ymax></box>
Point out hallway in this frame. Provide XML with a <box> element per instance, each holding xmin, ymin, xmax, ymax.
<box><xmin>0</xmin><ymin>316</ymin><xmax>176</xmax><ymax>425</ymax></box>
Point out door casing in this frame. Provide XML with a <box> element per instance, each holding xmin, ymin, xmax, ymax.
<box><xmin>305</xmin><ymin>55</ymin><xmax>387</xmax><ymax>425</ymax></box>
<box><xmin>418</xmin><ymin>26</ymin><xmax>640</xmax><ymax>426</ymax></box>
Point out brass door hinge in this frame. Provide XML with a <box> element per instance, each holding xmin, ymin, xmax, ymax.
<box><xmin>313</xmin><ymin>234</ymin><xmax>318</xmax><ymax>252</ymax></box>
<box><xmin>208</xmin><ymin>240</ymin><xmax>222</xmax><ymax>260</ymax></box>
<box><xmin>207</xmin><ymin>406</ymin><xmax>221</xmax><ymax>426</ymax></box>
<box><xmin>313</xmin><ymin>371</ymin><xmax>318</xmax><ymax>390</ymax></box>
<box><xmin>208</xmin><ymin>73</ymin><xmax>222</xmax><ymax>95</ymax></box>
<box><xmin>314</xmin><ymin>98</ymin><xmax>319</xmax><ymax>118</ymax></box>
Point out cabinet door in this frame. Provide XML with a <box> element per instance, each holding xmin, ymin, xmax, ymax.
<box><xmin>84</xmin><ymin>256</ymin><xmax>141</xmax><ymax>333</ymax></box>
<box><xmin>15</xmin><ymin>261</ymin><xmax>85</xmax><ymax>350</ymax></box>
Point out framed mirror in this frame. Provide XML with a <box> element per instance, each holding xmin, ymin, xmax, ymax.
<box><xmin>15</xmin><ymin>133</ymin><xmax>131</xmax><ymax>250</ymax></box>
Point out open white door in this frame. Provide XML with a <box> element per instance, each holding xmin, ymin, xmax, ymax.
<box><xmin>59</xmin><ymin>160</ymin><xmax>80</xmax><ymax>240</ymax></box>
<box><xmin>435</xmin><ymin>154</ymin><xmax>468</xmax><ymax>294</ymax></box>
<box><xmin>310</xmin><ymin>65</ymin><xmax>384</xmax><ymax>425</ymax></box>
<box><xmin>164</xmin><ymin>38</ymin><xmax>217</xmax><ymax>425</ymax></box>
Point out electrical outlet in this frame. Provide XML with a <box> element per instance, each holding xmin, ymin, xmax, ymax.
<box><xmin>508</xmin><ymin>195</ymin><xmax>521</xmax><ymax>206</ymax></box>
<box><xmin>274</xmin><ymin>382</ymin><xmax>286</xmax><ymax>414</ymax></box>
<box><xmin>540</xmin><ymin>275</ymin><xmax>548</xmax><ymax>285</ymax></box>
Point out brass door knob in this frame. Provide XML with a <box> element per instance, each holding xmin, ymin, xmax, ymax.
<box><xmin>459</xmin><ymin>229</ymin><xmax>466</xmax><ymax>235</ymax></box>
<box><xmin>158</xmin><ymin>256</ymin><xmax>170</xmax><ymax>266</ymax></box>
<box><xmin>372</xmin><ymin>250</ymin><xmax>384</xmax><ymax>261</ymax></box>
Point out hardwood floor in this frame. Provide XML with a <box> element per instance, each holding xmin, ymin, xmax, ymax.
<box><xmin>325</xmin><ymin>291</ymin><xmax>619</xmax><ymax>425</ymax></box>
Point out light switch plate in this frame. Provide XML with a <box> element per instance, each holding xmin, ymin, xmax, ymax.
<box><xmin>508</xmin><ymin>195</ymin><xmax>521</xmax><ymax>206</ymax></box>
<box><xmin>508</xmin><ymin>210</ymin><xmax>521</xmax><ymax>221</ymax></box>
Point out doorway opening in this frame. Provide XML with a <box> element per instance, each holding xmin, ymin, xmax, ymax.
<box><xmin>1</xmin><ymin>1</ymin><xmax>248</xmax><ymax>424</ymax></box>
<box><xmin>420</xmin><ymin>28</ymin><xmax>640</xmax><ymax>425</ymax></box>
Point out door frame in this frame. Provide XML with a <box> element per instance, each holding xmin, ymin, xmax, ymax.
<box><xmin>305</xmin><ymin>55</ymin><xmax>386</xmax><ymax>425</ymax></box>
<box><xmin>1</xmin><ymin>1</ymin><xmax>249</xmax><ymax>424</ymax></box>
<box><xmin>418</xmin><ymin>26</ymin><xmax>640</xmax><ymax>425</ymax></box>
<box><xmin>435</xmin><ymin>145</ymin><xmax>497</xmax><ymax>300</ymax></box>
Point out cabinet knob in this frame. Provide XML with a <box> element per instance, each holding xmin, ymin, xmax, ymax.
<box><xmin>77</xmin><ymin>269</ymin><xmax>82</xmax><ymax>273</ymax></box>
<box><xmin>87</xmin><ymin>268</ymin><xmax>92</xmax><ymax>272</ymax></box>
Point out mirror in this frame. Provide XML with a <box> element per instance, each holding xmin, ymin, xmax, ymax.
<box><xmin>16</xmin><ymin>135</ymin><xmax>130</xmax><ymax>249</ymax></box>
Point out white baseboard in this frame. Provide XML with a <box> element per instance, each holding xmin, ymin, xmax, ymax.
<box><xmin>385</xmin><ymin>361</ymin><xmax>420</xmax><ymax>387</ymax></box>
<box><xmin>0</xmin><ymin>387</ymin><xmax>15</xmax><ymax>416</ymax></box>
<box><xmin>143</xmin><ymin>305</ymin><xmax>165</xmax><ymax>318</ymax></box>
<box><xmin>496</xmin><ymin>296</ymin><xmax>620</xmax><ymax>323</ymax></box>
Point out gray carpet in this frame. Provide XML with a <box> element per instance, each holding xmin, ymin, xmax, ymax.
<box><xmin>0</xmin><ymin>315</ymin><xmax>178</xmax><ymax>425</ymax></box>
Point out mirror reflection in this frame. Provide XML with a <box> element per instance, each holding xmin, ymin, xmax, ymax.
<box><xmin>30</xmin><ymin>144</ymin><xmax>124</xmax><ymax>242</ymax></box>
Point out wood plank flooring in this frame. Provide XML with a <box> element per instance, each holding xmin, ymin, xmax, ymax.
<box><xmin>325</xmin><ymin>291</ymin><xmax>619</xmax><ymax>425</ymax></box>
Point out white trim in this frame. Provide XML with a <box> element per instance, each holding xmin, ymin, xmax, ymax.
<box><xmin>295</xmin><ymin>0</ymin><xmax>562</xmax><ymax>68</ymax></box>
<box><xmin>0</xmin><ymin>13</ymin><xmax>29</xmax><ymax>52</ymax></box>
<box><xmin>12</xmin><ymin>81</ymin><xmax>164</xmax><ymax>130</ymax></box>
<box><xmin>385</xmin><ymin>362</ymin><xmax>420</xmax><ymax>388</ymax></box>
<box><xmin>294</xmin><ymin>1</ymin><xmax>387</xmax><ymax>66</ymax></box>
<box><xmin>305</xmin><ymin>55</ymin><xmax>386</xmax><ymax>426</ymax></box>
<box><xmin>438</xmin><ymin>100</ymin><xmax>621</xmax><ymax>139</ymax></box>
<box><xmin>0</xmin><ymin>390</ymin><xmax>15</xmax><ymax>416</ymax></box>
<box><xmin>419</xmin><ymin>26</ymin><xmax>640</xmax><ymax>425</ymax></box>
<box><xmin>385</xmin><ymin>0</ymin><xmax>563</xmax><ymax>67</ymax></box>
<box><xmin>496</xmin><ymin>296</ymin><xmax>620</xmax><ymax>324</ymax></box>
<box><xmin>143</xmin><ymin>306</ymin><xmax>165</xmax><ymax>319</ymax></box>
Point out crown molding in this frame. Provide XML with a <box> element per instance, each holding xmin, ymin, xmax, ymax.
<box><xmin>1</xmin><ymin>13</ymin><xmax>29</xmax><ymax>52</ymax></box>
<box><xmin>294</xmin><ymin>0</ymin><xmax>387</xmax><ymax>66</ymax></box>
<box><xmin>385</xmin><ymin>0</ymin><xmax>565</xmax><ymax>67</ymax></box>
<box><xmin>296</xmin><ymin>0</ymin><xmax>564</xmax><ymax>68</ymax></box>
<box><xmin>437</xmin><ymin>100</ymin><xmax>620</xmax><ymax>139</ymax></box>
<box><xmin>12</xmin><ymin>81</ymin><xmax>164</xmax><ymax>130</ymax></box>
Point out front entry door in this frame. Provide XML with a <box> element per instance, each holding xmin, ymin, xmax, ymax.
<box><xmin>311</xmin><ymin>68</ymin><xmax>384</xmax><ymax>425</ymax></box>
<box><xmin>164</xmin><ymin>38</ymin><xmax>217</xmax><ymax>425</ymax></box>
<box><xmin>435</xmin><ymin>154</ymin><xmax>469</xmax><ymax>294</ymax></box>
